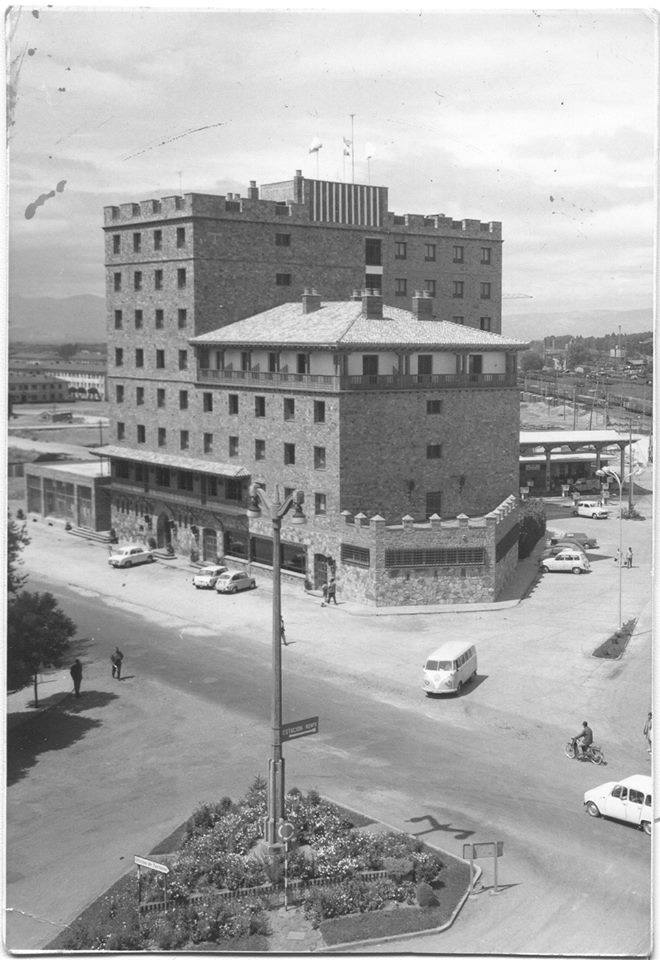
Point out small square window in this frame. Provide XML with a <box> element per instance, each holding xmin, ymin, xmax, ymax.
<box><xmin>314</xmin><ymin>446</ymin><xmax>326</xmax><ymax>470</ymax></box>
<box><xmin>426</xmin><ymin>399</ymin><xmax>442</xmax><ymax>414</ymax></box>
<box><xmin>158</xmin><ymin>427</ymin><xmax>166</xmax><ymax>447</ymax></box>
<box><xmin>203</xmin><ymin>433</ymin><xmax>213</xmax><ymax>454</ymax></box>
<box><xmin>284</xmin><ymin>443</ymin><xmax>296</xmax><ymax>465</ymax></box>
<box><xmin>314</xmin><ymin>400</ymin><xmax>325</xmax><ymax>423</ymax></box>
<box><xmin>283</xmin><ymin>397</ymin><xmax>295</xmax><ymax>420</ymax></box>
<box><xmin>203</xmin><ymin>392</ymin><xmax>213</xmax><ymax>412</ymax></box>
<box><xmin>113</xmin><ymin>272</ymin><xmax>122</xmax><ymax>292</ymax></box>
<box><xmin>133</xmin><ymin>232</ymin><xmax>141</xmax><ymax>253</ymax></box>
<box><xmin>255</xmin><ymin>439</ymin><xmax>266</xmax><ymax>461</ymax></box>
<box><xmin>177</xmin><ymin>268</ymin><xmax>186</xmax><ymax>289</ymax></box>
<box><xmin>481</xmin><ymin>282</ymin><xmax>491</xmax><ymax>300</ymax></box>
<box><xmin>276</xmin><ymin>273</ymin><xmax>291</xmax><ymax>286</ymax></box>
<box><xmin>179</xmin><ymin>390</ymin><xmax>188</xmax><ymax>410</ymax></box>
<box><xmin>255</xmin><ymin>396</ymin><xmax>266</xmax><ymax>417</ymax></box>
<box><xmin>115</xmin><ymin>348</ymin><xmax>123</xmax><ymax>367</ymax></box>
<box><xmin>134</xmin><ymin>309</ymin><xmax>143</xmax><ymax>329</ymax></box>
<box><xmin>395</xmin><ymin>278</ymin><xmax>407</xmax><ymax>296</ymax></box>
<box><xmin>137</xmin><ymin>424</ymin><xmax>146</xmax><ymax>443</ymax></box>
<box><xmin>425</xmin><ymin>243</ymin><xmax>436</xmax><ymax>262</ymax></box>
<box><xmin>155</xmin><ymin>309</ymin><xmax>164</xmax><ymax>329</ymax></box>
<box><xmin>115</xmin><ymin>384</ymin><xmax>124</xmax><ymax>403</ymax></box>
<box><xmin>424</xmin><ymin>279</ymin><xmax>436</xmax><ymax>297</ymax></box>
<box><xmin>426</xmin><ymin>444</ymin><xmax>443</xmax><ymax>459</ymax></box>
<box><xmin>114</xmin><ymin>309</ymin><xmax>122</xmax><ymax>329</ymax></box>
<box><xmin>135</xmin><ymin>348</ymin><xmax>144</xmax><ymax>368</ymax></box>
<box><xmin>157</xmin><ymin>388</ymin><xmax>165</xmax><ymax>408</ymax></box>
<box><xmin>228</xmin><ymin>394</ymin><xmax>239</xmax><ymax>415</ymax></box>
<box><xmin>136</xmin><ymin>386</ymin><xmax>144</xmax><ymax>406</ymax></box>
<box><xmin>314</xmin><ymin>493</ymin><xmax>327</xmax><ymax>516</ymax></box>
<box><xmin>134</xmin><ymin>270</ymin><xmax>142</xmax><ymax>291</ymax></box>
<box><xmin>275</xmin><ymin>233</ymin><xmax>291</xmax><ymax>246</ymax></box>
<box><xmin>452</xmin><ymin>281</ymin><xmax>464</xmax><ymax>299</ymax></box>
<box><xmin>178</xmin><ymin>350</ymin><xmax>188</xmax><ymax>371</ymax></box>
<box><xmin>180</xmin><ymin>430</ymin><xmax>189</xmax><ymax>451</ymax></box>
<box><xmin>229</xmin><ymin>436</ymin><xmax>239</xmax><ymax>457</ymax></box>
<box><xmin>176</xmin><ymin>227</ymin><xmax>186</xmax><ymax>248</ymax></box>
<box><xmin>154</xmin><ymin>269</ymin><xmax>163</xmax><ymax>290</ymax></box>
<box><xmin>481</xmin><ymin>247</ymin><xmax>492</xmax><ymax>265</ymax></box>
<box><xmin>112</xmin><ymin>234</ymin><xmax>121</xmax><ymax>254</ymax></box>
<box><xmin>178</xmin><ymin>308</ymin><xmax>187</xmax><ymax>329</ymax></box>
<box><xmin>117</xmin><ymin>421</ymin><xmax>125</xmax><ymax>440</ymax></box>
<box><xmin>153</xmin><ymin>229</ymin><xmax>162</xmax><ymax>251</ymax></box>
<box><xmin>156</xmin><ymin>349</ymin><xmax>165</xmax><ymax>369</ymax></box>
<box><xmin>453</xmin><ymin>245</ymin><xmax>464</xmax><ymax>263</ymax></box>
<box><xmin>480</xmin><ymin>316</ymin><xmax>492</xmax><ymax>331</ymax></box>
<box><xmin>395</xmin><ymin>241</ymin><xmax>407</xmax><ymax>260</ymax></box>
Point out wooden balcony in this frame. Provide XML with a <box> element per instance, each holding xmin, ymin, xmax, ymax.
<box><xmin>197</xmin><ymin>368</ymin><xmax>517</xmax><ymax>391</ymax></box>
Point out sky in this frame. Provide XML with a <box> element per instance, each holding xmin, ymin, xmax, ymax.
<box><xmin>7</xmin><ymin>5</ymin><xmax>657</xmax><ymax>317</ymax></box>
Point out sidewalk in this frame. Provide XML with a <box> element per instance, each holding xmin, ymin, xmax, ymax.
<box><xmin>7</xmin><ymin>669</ymin><xmax>73</xmax><ymax>731</ymax></box>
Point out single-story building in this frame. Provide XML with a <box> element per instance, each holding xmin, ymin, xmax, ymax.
<box><xmin>25</xmin><ymin>460</ymin><xmax>112</xmax><ymax>531</ymax></box>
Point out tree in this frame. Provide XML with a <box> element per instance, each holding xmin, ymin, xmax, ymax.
<box><xmin>566</xmin><ymin>337</ymin><xmax>591</xmax><ymax>369</ymax></box>
<box><xmin>56</xmin><ymin>342</ymin><xmax>79</xmax><ymax>360</ymax></box>
<box><xmin>7</xmin><ymin>591</ymin><xmax>76</xmax><ymax>703</ymax></box>
<box><xmin>8</xmin><ymin>515</ymin><xmax>29</xmax><ymax>596</ymax></box>
<box><xmin>520</xmin><ymin>350</ymin><xmax>544</xmax><ymax>373</ymax></box>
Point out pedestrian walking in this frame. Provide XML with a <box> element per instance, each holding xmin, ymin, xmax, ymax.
<box><xmin>321</xmin><ymin>582</ymin><xmax>328</xmax><ymax>607</ymax></box>
<box><xmin>280</xmin><ymin>617</ymin><xmax>288</xmax><ymax>646</ymax></box>
<box><xmin>614</xmin><ymin>547</ymin><xmax>620</xmax><ymax>565</ymax></box>
<box><xmin>625</xmin><ymin>547</ymin><xmax>633</xmax><ymax>569</ymax></box>
<box><xmin>111</xmin><ymin>646</ymin><xmax>124</xmax><ymax>680</ymax></box>
<box><xmin>643</xmin><ymin>712</ymin><xmax>652</xmax><ymax>753</ymax></box>
<box><xmin>70</xmin><ymin>658</ymin><xmax>83</xmax><ymax>698</ymax></box>
<box><xmin>326</xmin><ymin>577</ymin><xmax>338</xmax><ymax>605</ymax></box>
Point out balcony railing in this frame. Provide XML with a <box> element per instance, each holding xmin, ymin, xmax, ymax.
<box><xmin>197</xmin><ymin>368</ymin><xmax>517</xmax><ymax>391</ymax></box>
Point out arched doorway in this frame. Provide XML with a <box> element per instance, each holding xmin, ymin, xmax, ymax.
<box><xmin>156</xmin><ymin>512</ymin><xmax>172</xmax><ymax>550</ymax></box>
<box><xmin>202</xmin><ymin>528</ymin><xmax>218</xmax><ymax>562</ymax></box>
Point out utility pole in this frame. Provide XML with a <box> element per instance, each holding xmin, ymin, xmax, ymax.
<box><xmin>572</xmin><ymin>386</ymin><xmax>577</xmax><ymax>430</ymax></box>
<box><xmin>350</xmin><ymin>113</ymin><xmax>355</xmax><ymax>184</ymax></box>
<box><xmin>628</xmin><ymin>419</ymin><xmax>634</xmax><ymax>513</ymax></box>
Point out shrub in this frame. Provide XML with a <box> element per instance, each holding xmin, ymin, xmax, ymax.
<box><xmin>411</xmin><ymin>850</ymin><xmax>445</xmax><ymax>885</ymax></box>
<box><xmin>416</xmin><ymin>881</ymin><xmax>439</xmax><ymax>907</ymax></box>
<box><xmin>622</xmin><ymin>506</ymin><xmax>645</xmax><ymax>520</ymax></box>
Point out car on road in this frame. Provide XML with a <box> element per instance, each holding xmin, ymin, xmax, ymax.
<box><xmin>584</xmin><ymin>774</ymin><xmax>652</xmax><ymax>836</ymax></box>
<box><xmin>192</xmin><ymin>564</ymin><xmax>228</xmax><ymax>589</ymax></box>
<box><xmin>215</xmin><ymin>571</ymin><xmax>257</xmax><ymax>594</ymax></box>
<box><xmin>541</xmin><ymin>550</ymin><xmax>590</xmax><ymax>574</ymax></box>
<box><xmin>573</xmin><ymin>500</ymin><xmax>609</xmax><ymax>519</ymax></box>
<box><xmin>548</xmin><ymin>530</ymin><xmax>599</xmax><ymax>550</ymax></box>
<box><xmin>108</xmin><ymin>544</ymin><xmax>154</xmax><ymax>568</ymax></box>
<box><xmin>422</xmin><ymin>641</ymin><xmax>477</xmax><ymax>696</ymax></box>
<box><xmin>543</xmin><ymin>540</ymin><xmax>591</xmax><ymax>559</ymax></box>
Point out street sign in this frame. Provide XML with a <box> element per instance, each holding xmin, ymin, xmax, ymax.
<box><xmin>281</xmin><ymin>716</ymin><xmax>319</xmax><ymax>742</ymax></box>
<box><xmin>463</xmin><ymin>841</ymin><xmax>504</xmax><ymax>859</ymax></box>
<box><xmin>134</xmin><ymin>855</ymin><xmax>170</xmax><ymax>874</ymax></box>
<box><xmin>278</xmin><ymin>821</ymin><xmax>295</xmax><ymax>842</ymax></box>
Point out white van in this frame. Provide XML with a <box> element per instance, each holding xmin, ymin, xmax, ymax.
<box><xmin>423</xmin><ymin>641</ymin><xmax>477</xmax><ymax>696</ymax></box>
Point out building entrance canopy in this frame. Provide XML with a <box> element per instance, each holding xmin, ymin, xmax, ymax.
<box><xmin>90</xmin><ymin>445</ymin><xmax>250</xmax><ymax>479</ymax></box>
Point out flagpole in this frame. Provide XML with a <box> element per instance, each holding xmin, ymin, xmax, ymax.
<box><xmin>350</xmin><ymin>114</ymin><xmax>355</xmax><ymax>184</ymax></box>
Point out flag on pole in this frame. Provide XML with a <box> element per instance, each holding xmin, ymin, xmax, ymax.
<box><xmin>309</xmin><ymin>137</ymin><xmax>323</xmax><ymax>154</ymax></box>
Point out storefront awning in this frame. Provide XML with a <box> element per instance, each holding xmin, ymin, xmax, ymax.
<box><xmin>89</xmin><ymin>445</ymin><xmax>250</xmax><ymax>479</ymax></box>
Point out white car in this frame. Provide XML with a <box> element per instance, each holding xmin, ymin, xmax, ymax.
<box><xmin>192</xmin><ymin>564</ymin><xmax>228</xmax><ymax>589</ymax></box>
<box><xmin>573</xmin><ymin>500</ymin><xmax>609</xmax><ymax>519</ymax></box>
<box><xmin>541</xmin><ymin>549</ymin><xmax>590</xmax><ymax>574</ymax></box>
<box><xmin>215</xmin><ymin>571</ymin><xmax>257</xmax><ymax>594</ymax></box>
<box><xmin>108</xmin><ymin>544</ymin><xmax>154</xmax><ymax>568</ymax></box>
<box><xmin>584</xmin><ymin>774</ymin><xmax>652</xmax><ymax>836</ymax></box>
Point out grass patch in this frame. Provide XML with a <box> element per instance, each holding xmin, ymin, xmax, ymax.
<box><xmin>193</xmin><ymin>934</ymin><xmax>270</xmax><ymax>951</ymax></box>
<box><xmin>593</xmin><ymin>618</ymin><xmax>637</xmax><ymax>659</ymax></box>
<box><xmin>320</xmin><ymin>902</ymin><xmax>456</xmax><ymax>945</ymax></box>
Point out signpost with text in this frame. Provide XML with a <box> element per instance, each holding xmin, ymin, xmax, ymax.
<box><xmin>463</xmin><ymin>841</ymin><xmax>504</xmax><ymax>894</ymax></box>
<box><xmin>281</xmin><ymin>716</ymin><xmax>319</xmax><ymax>742</ymax></box>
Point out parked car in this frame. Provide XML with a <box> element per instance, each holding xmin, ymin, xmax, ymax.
<box><xmin>573</xmin><ymin>500</ymin><xmax>609</xmax><ymax>519</ymax></box>
<box><xmin>215</xmin><ymin>571</ymin><xmax>257</xmax><ymax>594</ymax></box>
<box><xmin>542</xmin><ymin>540</ymin><xmax>589</xmax><ymax>560</ymax></box>
<box><xmin>541</xmin><ymin>550</ymin><xmax>590</xmax><ymax>574</ymax></box>
<box><xmin>553</xmin><ymin>531</ymin><xmax>599</xmax><ymax>550</ymax></box>
<box><xmin>192</xmin><ymin>564</ymin><xmax>228</xmax><ymax>589</ymax></box>
<box><xmin>584</xmin><ymin>774</ymin><xmax>652</xmax><ymax>836</ymax></box>
<box><xmin>108</xmin><ymin>544</ymin><xmax>154</xmax><ymax>568</ymax></box>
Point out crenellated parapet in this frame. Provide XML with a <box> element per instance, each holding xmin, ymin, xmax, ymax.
<box><xmin>387</xmin><ymin>212</ymin><xmax>502</xmax><ymax>239</ymax></box>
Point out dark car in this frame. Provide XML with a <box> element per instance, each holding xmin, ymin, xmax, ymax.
<box><xmin>549</xmin><ymin>530</ymin><xmax>598</xmax><ymax>550</ymax></box>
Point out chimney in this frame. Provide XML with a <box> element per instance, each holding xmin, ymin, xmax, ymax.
<box><xmin>412</xmin><ymin>291</ymin><xmax>434</xmax><ymax>321</ymax></box>
<box><xmin>248</xmin><ymin>180</ymin><xmax>259</xmax><ymax>200</ymax></box>
<box><xmin>302</xmin><ymin>288</ymin><xmax>322</xmax><ymax>314</ymax></box>
<box><xmin>361</xmin><ymin>288</ymin><xmax>383</xmax><ymax>319</ymax></box>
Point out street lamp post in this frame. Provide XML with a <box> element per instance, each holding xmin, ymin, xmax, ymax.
<box><xmin>247</xmin><ymin>483</ymin><xmax>305</xmax><ymax>848</ymax></box>
<box><xmin>596</xmin><ymin>467</ymin><xmax>622</xmax><ymax>628</ymax></box>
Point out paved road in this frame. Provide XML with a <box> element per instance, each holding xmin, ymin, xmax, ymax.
<box><xmin>6</xmin><ymin>518</ymin><xmax>652</xmax><ymax>954</ymax></box>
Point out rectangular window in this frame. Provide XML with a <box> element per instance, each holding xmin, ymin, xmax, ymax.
<box><xmin>176</xmin><ymin>226</ymin><xmax>185</xmax><ymax>248</ymax></box>
<box><xmin>452</xmin><ymin>281</ymin><xmax>464</xmax><ymax>299</ymax></box>
<box><xmin>115</xmin><ymin>348</ymin><xmax>123</xmax><ymax>367</ymax></box>
<box><xmin>226</xmin><ymin>480</ymin><xmax>242</xmax><ymax>502</ymax></box>
<box><xmin>136</xmin><ymin>386</ymin><xmax>144</xmax><ymax>406</ymax></box>
<box><xmin>177</xmin><ymin>471</ymin><xmax>193</xmax><ymax>491</ymax></box>
<box><xmin>296</xmin><ymin>354</ymin><xmax>308</xmax><ymax>375</ymax></box>
<box><xmin>314</xmin><ymin>493</ymin><xmax>327</xmax><ymax>515</ymax></box>
<box><xmin>314</xmin><ymin>446</ymin><xmax>326</xmax><ymax>469</ymax></box>
<box><xmin>178</xmin><ymin>308</ymin><xmax>187</xmax><ymax>329</ymax></box>
<box><xmin>395</xmin><ymin>241</ymin><xmax>407</xmax><ymax>260</ymax></box>
<box><xmin>229</xmin><ymin>436</ymin><xmax>239</xmax><ymax>457</ymax></box>
<box><xmin>203</xmin><ymin>392</ymin><xmax>213</xmax><ymax>412</ymax></box>
<box><xmin>157</xmin><ymin>388</ymin><xmax>165</xmax><ymax>408</ymax></box>
<box><xmin>283</xmin><ymin>397</ymin><xmax>295</xmax><ymax>420</ymax></box>
<box><xmin>117</xmin><ymin>421</ymin><xmax>125</xmax><ymax>440</ymax></box>
<box><xmin>177</xmin><ymin>268</ymin><xmax>186</xmax><ymax>288</ymax></box>
<box><xmin>314</xmin><ymin>400</ymin><xmax>325</xmax><ymax>423</ymax></box>
<box><xmin>255</xmin><ymin>396</ymin><xmax>266</xmax><ymax>418</ymax></box>
<box><xmin>275</xmin><ymin>233</ymin><xmax>291</xmax><ymax>246</ymax></box>
<box><xmin>284</xmin><ymin>443</ymin><xmax>296</xmax><ymax>465</ymax></box>
<box><xmin>423</xmin><ymin>279</ymin><xmax>436</xmax><ymax>297</ymax></box>
<box><xmin>362</xmin><ymin>355</ymin><xmax>379</xmax><ymax>376</ymax></box>
<box><xmin>395</xmin><ymin>278</ymin><xmax>407</xmax><ymax>296</ymax></box>
<box><xmin>114</xmin><ymin>309</ymin><xmax>122</xmax><ymax>329</ymax></box>
<box><xmin>155</xmin><ymin>467</ymin><xmax>170</xmax><ymax>488</ymax></box>
<box><xmin>276</xmin><ymin>273</ymin><xmax>291</xmax><ymax>286</ymax></box>
<box><xmin>178</xmin><ymin>350</ymin><xmax>188</xmax><ymax>371</ymax></box>
<box><xmin>134</xmin><ymin>271</ymin><xmax>142</xmax><ymax>291</ymax></box>
<box><xmin>481</xmin><ymin>282</ymin><xmax>491</xmax><ymax>299</ymax></box>
<box><xmin>426</xmin><ymin>491</ymin><xmax>442</xmax><ymax>517</ymax></box>
<box><xmin>365</xmin><ymin>238</ymin><xmax>382</xmax><ymax>266</ymax></box>
<box><xmin>112</xmin><ymin>234</ymin><xmax>120</xmax><ymax>254</ymax></box>
<box><xmin>224</xmin><ymin>528</ymin><xmax>247</xmax><ymax>557</ymax></box>
<box><xmin>115</xmin><ymin>460</ymin><xmax>129</xmax><ymax>479</ymax></box>
<box><xmin>386</xmin><ymin>547</ymin><xmax>485</xmax><ymax>567</ymax></box>
<box><xmin>180</xmin><ymin>430</ymin><xmax>189</xmax><ymax>451</ymax></box>
<box><xmin>137</xmin><ymin>424</ymin><xmax>146</xmax><ymax>443</ymax></box>
<box><xmin>365</xmin><ymin>272</ymin><xmax>382</xmax><ymax>292</ymax></box>
<box><xmin>158</xmin><ymin>428</ymin><xmax>166</xmax><ymax>447</ymax></box>
<box><xmin>452</xmin><ymin>316</ymin><xmax>465</xmax><ymax>325</ymax></box>
<box><xmin>154</xmin><ymin>269</ymin><xmax>163</xmax><ymax>290</ymax></box>
<box><xmin>425</xmin><ymin>243</ymin><xmax>436</xmax><ymax>262</ymax></box>
<box><xmin>341</xmin><ymin>543</ymin><xmax>371</xmax><ymax>567</ymax></box>
<box><xmin>268</xmin><ymin>352</ymin><xmax>279</xmax><ymax>373</ymax></box>
<box><xmin>113</xmin><ymin>272</ymin><xmax>122</xmax><ymax>291</ymax></box>
<box><xmin>156</xmin><ymin>349</ymin><xmax>165</xmax><ymax>369</ymax></box>
<box><xmin>426</xmin><ymin>399</ymin><xmax>442</xmax><ymax>414</ymax></box>
<box><xmin>133</xmin><ymin>232</ymin><xmax>141</xmax><ymax>253</ymax></box>
<box><xmin>453</xmin><ymin>245</ymin><xmax>464</xmax><ymax>263</ymax></box>
<box><xmin>179</xmin><ymin>390</ymin><xmax>188</xmax><ymax>410</ymax></box>
<box><xmin>135</xmin><ymin>348</ymin><xmax>144</xmax><ymax>368</ymax></box>
<box><xmin>203</xmin><ymin>432</ymin><xmax>213</xmax><ymax>454</ymax></box>
<box><xmin>480</xmin><ymin>316</ymin><xmax>492</xmax><ymax>331</ymax></box>
<box><xmin>135</xmin><ymin>463</ymin><xmax>145</xmax><ymax>483</ymax></box>
<box><xmin>155</xmin><ymin>308</ymin><xmax>164</xmax><ymax>329</ymax></box>
<box><xmin>255</xmin><ymin>439</ymin><xmax>266</xmax><ymax>461</ymax></box>
<box><xmin>115</xmin><ymin>384</ymin><xmax>124</xmax><ymax>403</ymax></box>
<box><xmin>427</xmin><ymin>444</ymin><xmax>443</xmax><ymax>459</ymax></box>
<box><xmin>134</xmin><ymin>309</ymin><xmax>143</xmax><ymax>329</ymax></box>
<box><xmin>153</xmin><ymin>229</ymin><xmax>162</xmax><ymax>251</ymax></box>
<box><xmin>240</xmin><ymin>351</ymin><xmax>251</xmax><ymax>372</ymax></box>
<box><xmin>418</xmin><ymin>355</ymin><xmax>432</xmax><ymax>376</ymax></box>
<box><xmin>228</xmin><ymin>394</ymin><xmax>239</xmax><ymax>414</ymax></box>
<box><xmin>469</xmin><ymin>354</ymin><xmax>483</xmax><ymax>375</ymax></box>
<box><xmin>481</xmin><ymin>247</ymin><xmax>492</xmax><ymax>265</ymax></box>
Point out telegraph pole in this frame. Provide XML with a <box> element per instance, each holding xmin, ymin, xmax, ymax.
<box><xmin>350</xmin><ymin>114</ymin><xmax>355</xmax><ymax>184</ymax></box>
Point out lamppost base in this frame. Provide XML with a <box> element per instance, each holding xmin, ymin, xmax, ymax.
<box><xmin>265</xmin><ymin>757</ymin><xmax>285</xmax><ymax>847</ymax></box>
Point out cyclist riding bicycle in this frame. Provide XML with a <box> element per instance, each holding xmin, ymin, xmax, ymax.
<box><xmin>573</xmin><ymin>721</ymin><xmax>594</xmax><ymax>759</ymax></box>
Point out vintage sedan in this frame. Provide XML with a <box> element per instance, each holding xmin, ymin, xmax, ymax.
<box><xmin>541</xmin><ymin>549</ymin><xmax>590</xmax><ymax>574</ymax></box>
<box><xmin>108</xmin><ymin>544</ymin><xmax>154</xmax><ymax>568</ymax></box>
<box><xmin>192</xmin><ymin>564</ymin><xmax>228</xmax><ymax>589</ymax></box>
<box><xmin>215</xmin><ymin>571</ymin><xmax>257</xmax><ymax>594</ymax></box>
<box><xmin>584</xmin><ymin>774</ymin><xmax>652</xmax><ymax>836</ymax></box>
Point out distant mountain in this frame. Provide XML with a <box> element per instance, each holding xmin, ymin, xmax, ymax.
<box><xmin>9</xmin><ymin>294</ymin><xmax>106</xmax><ymax>343</ymax></box>
<box><xmin>503</xmin><ymin>308</ymin><xmax>653</xmax><ymax>341</ymax></box>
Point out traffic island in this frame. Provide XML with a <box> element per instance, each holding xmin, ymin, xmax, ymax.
<box><xmin>592</xmin><ymin>618</ymin><xmax>637</xmax><ymax>660</ymax></box>
<box><xmin>47</xmin><ymin>779</ymin><xmax>473</xmax><ymax>951</ymax></box>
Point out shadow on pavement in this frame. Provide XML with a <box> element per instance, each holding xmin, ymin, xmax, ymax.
<box><xmin>405</xmin><ymin>813</ymin><xmax>476</xmax><ymax>842</ymax></box>
<box><xmin>7</xmin><ymin>691</ymin><xmax>119</xmax><ymax>786</ymax></box>
<box><xmin>425</xmin><ymin>675</ymin><xmax>487</xmax><ymax>699</ymax></box>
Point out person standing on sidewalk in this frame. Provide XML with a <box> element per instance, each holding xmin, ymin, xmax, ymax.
<box><xmin>643</xmin><ymin>712</ymin><xmax>652</xmax><ymax>753</ymax></box>
<box><xmin>625</xmin><ymin>547</ymin><xmax>633</xmax><ymax>569</ymax></box>
<box><xmin>280</xmin><ymin>617</ymin><xmax>288</xmax><ymax>646</ymax></box>
<box><xmin>326</xmin><ymin>577</ymin><xmax>338</xmax><ymax>605</ymax></box>
<box><xmin>111</xmin><ymin>647</ymin><xmax>124</xmax><ymax>680</ymax></box>
<box><xmin>70</xmin><ymin>659</ymin><xmax>83</xmax><ymax>698</ymax></box>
